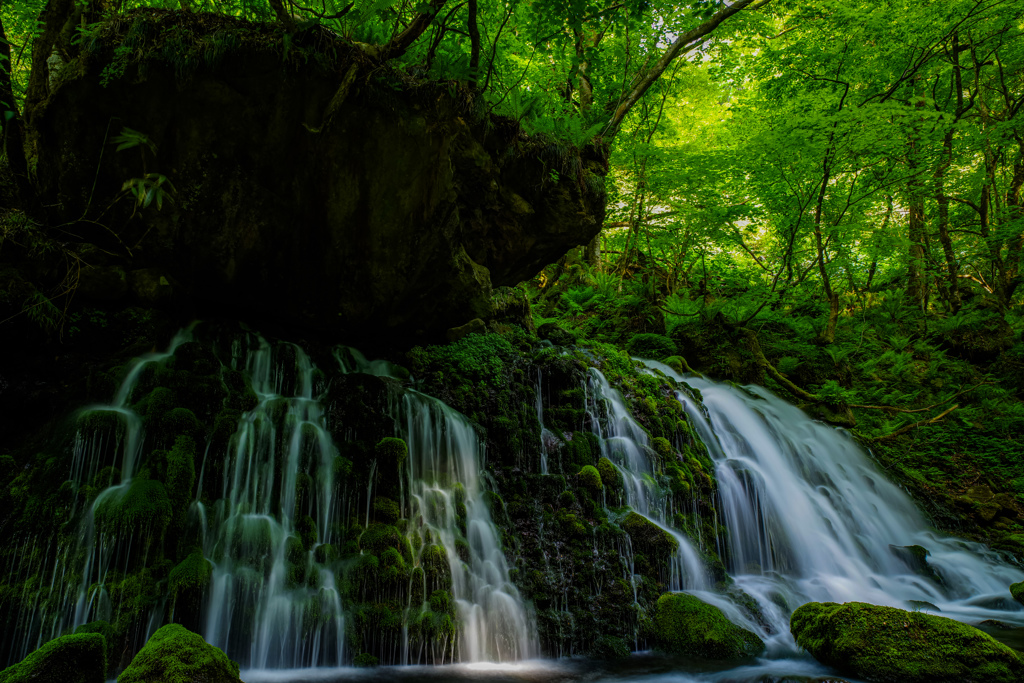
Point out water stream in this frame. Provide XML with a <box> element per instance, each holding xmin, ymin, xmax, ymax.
<box><xmin>4</xmin><ymin>333</ymin><xmax>1023</xmax><ymax>682</ymax></box>
<box><xmin>642</xmin><ymin>359</ymin><xmax>1024</xmax><ymax>650</ymax></box>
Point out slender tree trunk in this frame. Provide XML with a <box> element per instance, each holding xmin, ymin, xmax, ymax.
<box><xmin>813</xmin><ymin>155</ymin><xmax>839</xmax><ymax>344</ymax></box>
<box><xmin>0</xmin><ymin>12</ymin><xmax>31</xmax><ymax>205</ymax></box>
<box><xmin>935</xmin><ymin>128</ymin><xmax>960</xmax><ymax>311</ymax></box>
<box><xmin>467</xmin><ymin>0</ymin><xmax>480</xmax><ymax>85</ymax></box>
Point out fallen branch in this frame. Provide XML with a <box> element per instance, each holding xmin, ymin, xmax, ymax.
<box><xmin>849</xmin><ymin>381</ymin><xmax>991</xmax><ymax>414</ymax></box>
<box><xmin>868</xmin><ymin>404</ymin><xmax>959</xmax><ymax>442</ymax></box>
<box><xmin>740</xmin><ymin>328</ymin><xmax>821</xmax><ymax>403</ymax></box>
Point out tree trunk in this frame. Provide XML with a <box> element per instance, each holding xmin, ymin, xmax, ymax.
<box><xmin>0</xmin><ymin>12</ymin><xmax>31</xmax><ymax>205</ymax></box>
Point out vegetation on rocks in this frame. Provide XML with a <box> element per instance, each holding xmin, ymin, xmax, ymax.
<box><xmin>651</xmin><ymin>592</ymin><xmax>764</xmax><ymax>660</ymax></box>
<box><xmin>117</xmin><ymin>624</ymin><xmax>240</xmax><ymax>683</ymax></box>
<box><xmin>790</xmin><ymin>601</ymin><xmax>1024</xmax><ymax>683</ymax></box>
<box><xmin>0</xmin><ymin>633</ymin><xmax>105</xmax><ymax>683</ymax></box>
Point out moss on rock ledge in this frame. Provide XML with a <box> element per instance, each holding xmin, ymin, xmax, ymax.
<box><xmin>1011</xmin><ymin>581</ymin><xmax>1023</xmax><ymax>606</ymax></box>
<box><xmin>790</xmin><ymin>601</ymin><xmax>1024</xmax><ymax>683</ymax></box>
<box><xmin>0</xmin><ymin>633</ymin><xmax>105</xmax><ymax>683</ymax></box>
<box><xmin>651</xmin><ymin>592</ymin><xmax>764</xmax><ymax>659</ymax></box>
<box><xmin>118</xmin><ymin>624</ymin><xmax>240</xmax><ymax>683</ymax></box>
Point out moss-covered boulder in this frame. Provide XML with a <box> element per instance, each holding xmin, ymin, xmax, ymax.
<box><xmin>790</xmin><ymin>601</ymin><xmax>1024</xmax><ymax>683</ymax></box>
<box><xmin>651</xmin><ymin>592</ymin><xmax>764</xmax><ymax>659</ymax></box>
<box><xmin>626</xmin><ymin>333</ymin><xmax>677</xmax><ymax>360</ymax></box>
<box><xmin>118</xmin><ymin>624</ymin><xmax>241</xmax><ymax>683</ymax></box>
<box><xmin>578</xmin><ymin>465</ymin><xmax>603</xmax><ymax>496</ymax></box>
<box><xmin>1010</xmin><ymin>581</ymin><xmax>1023</xmax><ymax>606</ymax></box>
<box><xmin>0</xmin><ymin>633</ymin><xmax>106</xmax><ymax>683</ymax></box>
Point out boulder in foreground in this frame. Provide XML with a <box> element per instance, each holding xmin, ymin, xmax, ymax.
<box><xmin>0</xmin><ymin>633</ymin><xmax>105</xmax><ymax>683</ymax></box>
<box><xmin>790</xmin><ymin>601</ymin><xmax>1024</xmax><ymax>683</ymax></box>
<box><xmin>118</xmin><ymin>624</ymin><xmax>241</xmax><ymax>683</ymax></box>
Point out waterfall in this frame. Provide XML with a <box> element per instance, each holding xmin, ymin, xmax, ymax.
<box><xmin>400</xmin><ymin>391</ymin><xmax>536</xmax><ymax>663</ymax></box>
<box><xmin>202</xmin><ymin>337</ymin><xmax>346</xmax><ymax>668</ymax></box>
<box><xmin>642</xmin><ymin>360</ymin><xmax>1024</xmax><ymax>647</ymax></box>
<box><xmin>583</xmin><ymin>368</ymin><xmax>709</xmax><ymax>592</ymax></box>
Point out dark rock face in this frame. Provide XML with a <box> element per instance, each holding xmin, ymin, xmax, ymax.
<box><xmin>29</xmin><ymin>11</ymin><xmax>605</xmax><ymax>342</ymax></box>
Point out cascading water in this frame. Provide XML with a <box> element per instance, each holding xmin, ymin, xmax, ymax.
<box><xmin>583</xmin><ymin>368</ymin><xmax>708</xmax><ymax>592</ymax></box>
<box><xmin>201</xmin><ymin>337</ymin><xmax>346</xmax><ymax>668</ymax></box>
<box><xmin>642</xmin><ymin>360</ymin><xmax>1024</xmax><ymax>648</ymax></box>
<box><xmin>400</xmin><ymin>391</ymin><xmax>536</xmax><ymax>663</ymax></box>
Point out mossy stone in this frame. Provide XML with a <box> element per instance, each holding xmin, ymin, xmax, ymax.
<box><xmin>578</xmin><ymin>465</ymin><xmax>602</xmax><ymax>496</ymax></box>
<box><xmin>94</xmin><ymin>477</ymin><xmax>172</xmax><ymax>532</ymax></box>
<box><xmin>359</xmin><ymin>523</ymin><xmax>402</xmax><ymax>555</ymax></box>
<box><xmin>372</xmin><ymin>496</ymin><xmax>401</xmax><ymax>524</ymax></box>
<box><xmin>0</xmin><ymin>633</ymin><xmax>106</xmax><ymax>683</ymax></box>
<box><xmin>596</xmin><ymin>457</ymin><xmax>623</xmax><ymax>493</ymax></box>
<box><xmin>1010</xmin><ymin>582</ymin><xmax>1023</xmax><ymax>606</ymax></box>
<box><xmin>118</xmin><ymin>624</ymin><xmax>240</xmax><ymax>683</ymax></box>
<box><xmin>790</xmin><ymin>601</ymin><xmax>1024</xmax><ymax>683</ymax></box>
<box><xmin>169</xmin><ymin>551</ymin><xmax>212</xmax><ymax>597</ymax></box>
<box><xmin>652</xmin><ymin>592</ymin><xmax>764</xmax><ymax>660</ymax></box>
<box><xmin>651</xmin><ymin>436</ymin><xmax>673</xmax><ymax>460</ymax></box>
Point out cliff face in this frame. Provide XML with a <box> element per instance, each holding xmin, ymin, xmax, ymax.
<box><xmin>29</xmin><ymin>10</ymin><xmax>605</xmax><ymax>341</ymax></box>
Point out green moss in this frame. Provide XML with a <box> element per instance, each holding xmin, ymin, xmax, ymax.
<box><xmin>118</xmin><ymin>624</ymin><xmax>240</xmax><ymax>683</ymax></box>
<box><xmin>621</xmin><ymin>512</ymin><xmax>677</xmax><ymax>557</ymax></box>
<box><xmin>1010</xmin><ymin>582</ymin><xmax>1023</xmax><ymax>606</ymax></box>
<box><xmin>165</xmin><ymin>435</ymin><xmax>196</xmax><ymax>530</ymax></box>
<box><xmin>597</xmin><ymin>457</ymin><xmax>623</xmax><ymax>493</ymax></box>
<box><xmin>374</xmin><ymin>438</ymin><xmax>407</xmax><ymax>496</ymax></box>
<box><xmin>652</xmin><ymin>592</ymin><xmax>764</xmax><ymax>660</ymax></box>
<box><xmin>790</xmin><ymin>601</ymin><xmax>1024</xmax><ymax>683</ymax></box>
<box><xmin>626</xmin><ymin>333</ymin><xmax>677</xmax><ymax>360</ymax></box>
<box><xmin>372</xmin><ymin>496</ymin><xmax>400</xmax><ymax>524</ymax></box>
<box><xmin>169</xmin><ymin>551</ymin><xmax>212</xmax><ymax>597</ymax></box>
<box><xmin>359</xmin><ymin>523</ymin><xmax>402</xmax><ymax>555</ymax></box>
<box><xmin>578</xmin><ymin>465</ymin><xmax>602</xmax><ymax>496</ymax></box>
<box><xmin>651</xmin><ymin>437</ymin><xmax>673</xmax><ymax>460</ymax></box>
<box><xmin>353</xmin><ymin>653</ymin><xmax>378</xmax><ymax>667</ymax></box>
<box><xmin>94</xmin><ymin>477</ymin><xmax>172</xmax><ymax>532</ymax></box>
<box><xmin>591</xmin><ymin>634</ymin><xmax>630</xmax><ymax>659</ymax></box>
<box><xmin>0</xmin><ymin>633</ymin><xmax>106</xmax><ymax>683</ymax></box>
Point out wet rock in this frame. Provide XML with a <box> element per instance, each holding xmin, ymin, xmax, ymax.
<box><xmin>790</xmin><ymin>601</ymin><xmax>1024</xmax><ymax>683</ymax></box>
<box><xmin>889</xmin><ymin>544</ymin><xmax>943</xmax><ymax>585</ymax></box>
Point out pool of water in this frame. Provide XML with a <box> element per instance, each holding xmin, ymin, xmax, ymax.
<box><xmin>240</xmin><ymin>653</ymin><xmax>856</xmax><ymax>683</ymax></box>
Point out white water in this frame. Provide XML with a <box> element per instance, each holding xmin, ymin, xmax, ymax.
<box><xmin>642</xmin><ymin>359</ymin><xmax>1024</xmax><ymax>648</ymax></box>
<box><xmin>400</xmin><ymin>391</ymin><xmax>536</xmax><ymax>663</ymax></box>
<box><xmin>583</xmin><ymin>368</ymin><xmax>709</xmax><ymax>592</ymax></box>
<box><xmin>202</xmin><ymin>337</ymin><xmax>346</xmax><ymax>668</ymax></box>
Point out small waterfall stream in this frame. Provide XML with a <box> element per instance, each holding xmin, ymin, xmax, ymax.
<box><xmin>583</xmin><ymin>368</ymin><xmax>709</xmax><ymax>592</ymax></box>
<box><xmin>641</xmin><ymin>360</ymin><xmax>1024</xmax><ymax>648</ymax></box>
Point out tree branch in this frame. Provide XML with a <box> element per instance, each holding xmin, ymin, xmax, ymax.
<box><xmin>602</xmin><ymin>0</ymin><xmax>771</xmax><ymax>136</ymax></box>
<box><xmin>378</xmin><ymin>0</ymin><xmax>448</xmax><ymax>62</ymax></box>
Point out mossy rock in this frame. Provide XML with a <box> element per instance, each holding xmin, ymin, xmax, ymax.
<box><xmin>650</xmin><ymin>436</ymin><xmax>673</xmax><ymax>460</ymax></box>
<box><xmin>1010</xmin><ymin>582</ymin><xmax>1023</xmax><ymax>607</ymax></box>
<box><xmin>621</xmin><ymin>512</ymin><xmax>677</xmax><ymax>558</ymax></box>
<box><xmin>94</xmin><ymin>477</ymin><xmax>172</xmax><ymax>532</ymax></box>
<box><xmin>169</xmin><ymin>551</ymin><xmax>212</xmax><ymax>597</ymax></box>
<box><xmin>118</xmin><ymin>624</ymin><xmax>240</xmax><ymax>683</ymax></box>
<box><xmin>790</xmin><ymin>601</ymin><xmax>1024</xmax><ymax>683</ymax></box>
<box><xmin>0</xmin><ymin>633</ymin><xmax>106</xmax><ymax>683</ymax></box>
<box><xmin>626</xmin><ymin>333</ymin><xmax>677</xmax><ymax>360</ymax></box>
<box><xmin>652</xmin><ymin>592</ymin><xmax>764</xmax><ymax>659</ymax></box>
<box><xmin>372</xmin><ymin>496</ymin><xmax>401</xmax><ymax>524</ymax></box>
<box><xmin>578</xmin><ymin>465</ymin><xmax>602</xmax><ymax>496</ymax></box>
<box><xmin>596</xmin><ymin>457</ymin><xmax>622</xmax><ymax>493</ymax></box>
<box><xmin>591</xmin><ymin>635</ymin><xmax>630</xmax><ymax>659</ymax></box>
